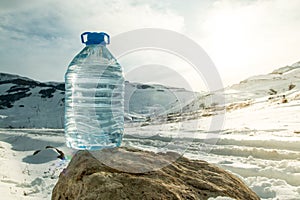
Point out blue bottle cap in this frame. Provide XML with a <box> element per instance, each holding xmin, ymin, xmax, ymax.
<box><xmin>81</xmin><ymin>32</ymin><xmax>110</xmax><ymax>45</ymax></box>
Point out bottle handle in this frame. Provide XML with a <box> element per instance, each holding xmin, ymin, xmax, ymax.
<box><xmin>102</xmin><ymin>33</ymin><xmax>110</xmax><ymax>45</ymax></box>
<box><xmin>81</xmin><ymin>32</ymin><xmax>90</xmax><ymax>44</ymax></box>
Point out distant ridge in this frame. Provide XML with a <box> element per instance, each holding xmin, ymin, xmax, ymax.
<box><xmin>0</xmin><ymin>72</ymin><xmax>195</xmax><ymax>128</ymax></box>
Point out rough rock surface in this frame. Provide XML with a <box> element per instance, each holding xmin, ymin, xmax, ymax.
<box><xmin>52</xmin><ymin>148</ymin><xmax>260</xmax><ymax>200</ymax></box>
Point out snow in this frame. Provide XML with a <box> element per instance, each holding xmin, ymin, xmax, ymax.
<box><xmin>123</xmin><ymin>96</ymin><xmax>300</xmax><ymax>199</ymax></box>
<box><xmin>0</xmin><ymin>73</ymin><xmax>196</xmax><ymax>128</ymax></box>
<box><xmin>0</xmin><ymin>101</ymin><xmax>300</xmax><ymax>200</ymax></box>
<box><xmin>0</xmin><ymin>129</ymin><xmax>73</xmax><ymax>199</ymax></box>
<box><xmin>1</xmin><ymin>62</ymin><xmax>300</xmax><ymax>199</ymax></box>
<box><xmin>1</xmin><ymin>96</ymin><xmax>299</xmax><ymax>199</ymax></box>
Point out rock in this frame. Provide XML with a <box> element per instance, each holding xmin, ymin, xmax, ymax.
<box><xmin>52</xmin><ymin>148</ymin><xmax>260</xmax><ymax>200</ymax></box>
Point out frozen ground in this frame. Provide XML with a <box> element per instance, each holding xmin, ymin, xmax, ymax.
<box><xmin>0</xmin><ymin>129</ymin><xmax>72</xmax><ymax>200</ymax></box>
<box><xmin>125</xmin><ymin>98</ymin><xmax>300</xmax><ymax>200</ymax></box>
<box><xmin>0</xmin><ymin>97</ymin><xmax>300</xmax><ymax>199</ymax></box>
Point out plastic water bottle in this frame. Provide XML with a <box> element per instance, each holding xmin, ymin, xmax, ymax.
<box><xmin>65</xmin><ymin>32</ymin><xmax>124</xmax><ymax>150</ymax></box>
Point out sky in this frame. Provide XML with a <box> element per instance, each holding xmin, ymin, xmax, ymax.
<box><xmin>0</xmin><ymin>0</ymin><xmax>300</xmax><ymax>91</ymax></box>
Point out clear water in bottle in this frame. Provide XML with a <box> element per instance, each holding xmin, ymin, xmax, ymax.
<box><xmin>65</xmin><ymin>32</ymin><xmax>124</xmax><ymax>150</ymax></box>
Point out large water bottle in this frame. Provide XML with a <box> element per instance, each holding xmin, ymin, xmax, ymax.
<box><xmin>65</xmin><ymin>32</ymin><xmax>124</xmax><ymax>150</ymax></box>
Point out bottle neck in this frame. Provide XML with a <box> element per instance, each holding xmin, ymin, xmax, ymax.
<box><xmin>85</xmin><ymin>43</ymin><xmax>106</xmax><ymax>47</ymax></box>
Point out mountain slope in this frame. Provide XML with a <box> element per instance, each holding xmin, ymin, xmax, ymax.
<box><xmin>0</xmin><ymin>73</ymin><xmax>65</xmax><ymax>128</ymax></box>
<box><xmin>228</xmin><ymin>61</ymin><xmax>300</xmax><ymax>101</ymax></box>
<box><xmin>0</xmin><ymin>73</ymin><xmax>195</xmax><ymax>128</ymax></box>
<box><xmin>182</xmin><ymin>61</ymin><xmax>300</xmax><ymax>114</ymax></box>
<box><xmin>1</xmin><ymin>60</ymin><xmax>299</xmax><ymax>128</ymax></box>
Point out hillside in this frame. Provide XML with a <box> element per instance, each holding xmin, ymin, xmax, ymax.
<box><xmin>182</xmin><ymin>61</ymin><xmax>300</xmax><ymax>114</ymax></box>
<box><xmin>1</xmin><ymin>61</ymin><xmax>300</xmax><ymax>128</ymax></box>
<box><xmin>0</xmin><ymin>73</ymin><xmax>195</xmax><ymax>128</ymax></box>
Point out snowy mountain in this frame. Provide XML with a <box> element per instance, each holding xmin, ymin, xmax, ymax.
<box><xmin>227</xmin><ymin>61</ymin><xmax>300</xmax><ymax>102</ymax></box>
<box><xmin>1</xmin><ymin>63</ymin><xmax>300</xmax><ymax>199</ymax></box>
<box><xmin>0</xmin><ymin>73</ymin><xmax>65</xmax><ymax>128</ymax></box>
<box><xmin>1</xmin><ymin>61</ymin><xmax>299</xmax><ymax>128</ymax></box>
<box><xmin>182</xmin><ymin>61</ymin><xmax>300</xmax><ymax>114</ymax></box>
<box><xmin>0</xmin><ymin>73</ymin><xmax>195</xmax><ymax>128</ymax></box>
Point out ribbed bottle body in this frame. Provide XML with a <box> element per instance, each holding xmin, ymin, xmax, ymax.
<box><xmin>65</xmin><ymin>45</ymin><xmax>124</xmax><ymax>150</ymax></box>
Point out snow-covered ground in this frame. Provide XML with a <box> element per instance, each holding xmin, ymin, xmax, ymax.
<box><xmin>1</xmin><ymin>62</ymin><xmax>300</xmax><ymax>199</ymax></box>
<box><xmin>0</xmin><ymin>129</ymin><xmax>70</xmax><ymax>199</ymax></box>
<box><xmin>0</xmin><ymin>96</ymin><xmax>300</xmax><ymax>199</ymax></box>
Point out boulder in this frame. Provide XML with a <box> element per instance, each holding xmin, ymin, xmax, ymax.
<box><xmin>52</xmin><ymin>148</ymin><xmax>259</xmax><ymax>200</ymax></box>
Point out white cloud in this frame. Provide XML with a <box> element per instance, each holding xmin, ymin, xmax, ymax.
<box><xmin>0</xmin><ymin>0</ymin><xmax>300</xmax><ymax>90</ymax></box>
<box><xmin>0</xmin><ymin>0</ymin><xmax>45</xmax><ymax>13</ymax></box>
<box><xmin>0</xmin><ymin>0</ymin><xmax>184</xmax><ymax>82</ymax></box>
